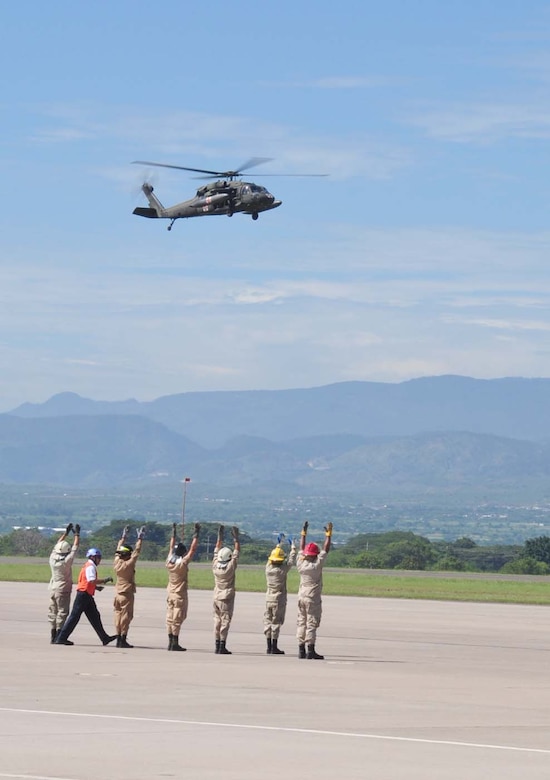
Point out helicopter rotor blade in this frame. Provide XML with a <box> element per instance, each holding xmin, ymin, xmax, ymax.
<box><xmin>132</xmin><ymin>158</ymin><xmax>275</xmax><ymax>179</ymax></box>
<box><xmin>132</xmin><ymin>160</ymin><xmax>328</xmax><ymax>179</ymax></box>
<box><xmin>132</xmin><ymin>165</ymin><xmax>157</xmax><ymax>198</ymax></box>
<box><xmin>239</xmin><ymin>173</ymin><xmax>329</xmax><ymax>177</ymax></box>
<box><xmin>233</xmin><ymin>157</ymin><xmax>274</xmax><ymax>173</ymax></box>
<box><xmin>132</xmin><ymin>161</ymin><xmax>226</xmax><ymax>176</ymax></box>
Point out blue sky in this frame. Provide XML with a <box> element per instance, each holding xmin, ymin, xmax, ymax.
<box><xmin>2</xmin><ymin>1</ymin><xmax>550</xmax><ymax>410</ymax></box>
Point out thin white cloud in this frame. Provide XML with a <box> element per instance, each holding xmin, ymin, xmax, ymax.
<box><xmin>408</xmin><ymin>101</ymin><xmax>550</xmax><ymax>143</ymax></box>
<box><xmin>292</xmin><ymin>76</ymin><xmax>397</xmax><ymax>89</ymax></box>
<box><xmin>444</xmin><ymin>316</ymin><xmax>550</xmax><ymax>332</ymax></box>
<box><xmin>30</xmin><ymin>127</ymin><xmax>94</xmax><ymax>143</ymax></box>
<box><xmin>2</xmin><ymin>222</ymin><xmax>550</xmax><ymax>407</ymax></box>
<box><xmin>27</xmin><ymin>103</ymin><xmax>411</xmax><ymax>181</ymax></box>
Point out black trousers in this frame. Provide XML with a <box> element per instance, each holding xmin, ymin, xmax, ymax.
<box><xmin>55</xmin><ymin>591</ymin><xmax>111</xmax><ymax>644</ymax></box>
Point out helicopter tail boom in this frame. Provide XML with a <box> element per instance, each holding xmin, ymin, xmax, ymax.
<box><xmin>133</xmin><ymin>182</ymin><xmax>166</xmax><ymax>219</ymax></box>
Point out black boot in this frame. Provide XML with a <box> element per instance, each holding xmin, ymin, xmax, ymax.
<box><xmin>119</xmin><ymin>634</ymin><xmax>133</xmax><ymax>648</ymax></box>
<box><xmin>215</xmin><ymin>639</ymin><xmax>221</xmax><ymax>654</ymax></box>
<box><xmin>50</xmin><ymin>627</ymin><xmax>57</xmax><ymax>644</ymax></box>
<box><xmin>55</xmin><ymin>636</ymin><xmax>74</xmax><ymax>646</ymax></box>
<box><xmin>298</xmin><ymin>643</ymin><xmax>306</xmax><ymax>659</ymax></box>
<box><xmin>168</xmin><ymin>634</ymin><xmax>174</xmax><ymax>651</ymax></box>
<box><xmin>218</xmin><ymin>640</ymin><xmax>232</xmax><ymax>655</ymax></box>
<box><xmin>307</xmin><ymin>643</ymin><xmax>324</xmax><ymax>660</ymax></box>
<box><xmin>271</xmin><ymin>639</ymin><xmax>285</xmax><ymax>655</ymax></box>
<box><xmin>116</xmin><ymin>635</ymin><xmax>122</xmax><ymax>648</ymax></box>
<box><xmin>266</xmin><ymin>637</ymin><xmax>273</xmax><ymax>654</ymax></box>
<box><xmin>102</xmin><ymin>635</ymin><xmax>117</xmax><ymax>646</ymax></box>
<box><xmin>172</xmin><ymin>634</ymin><xmax>186</xmax><ymax>651</ymax></box>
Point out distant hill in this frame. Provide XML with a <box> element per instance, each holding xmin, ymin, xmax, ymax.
<box><xmin>1</xmin><ymin>413</ymin><xmax>550</xmax><ymax>497</ymax></box>
<box><xmin>10</xmin><ymin>376</ymin><xmax>550</xmax><ymax>448</ymax></box>
<box><xmin>0</xmin><ymin>415</ymin><xmax>203</xmax><ymax>487</ymax></box>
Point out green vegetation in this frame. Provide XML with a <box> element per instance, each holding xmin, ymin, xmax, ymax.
<box><xmin>1</xmin><ymin>560</ymin><xmax>550</xmax><ymax>604</ymax></box>
<box><xmin>0</xmin><ymin>521</ymin><xmax>549</xmax><ymax>573</ymax></box>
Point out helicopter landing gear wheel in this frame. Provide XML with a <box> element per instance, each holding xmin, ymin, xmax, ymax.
<box><xmin>227</xmin><ymin>212</ymin><xmax>233</xmax><ymax>218</ymax></box>
<box><xmin>167</xmin><ymin>219</ymin><xmax>175</xmax><ymax>231</ymax></box>
<box><xmin>252</xmin><ymin>212</ymin><xmax>258</xmax><ymax>221</ymax></box>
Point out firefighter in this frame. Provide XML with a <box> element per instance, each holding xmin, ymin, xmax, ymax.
<box><xmin>212</xmin><ymin>525</ymin><xmax>240</xmax><ymax>655</ymax></box>
<box><xmin>48</xmin><ymin>523</ymin><xmax>80</xmax><ymax>642</ymax></box>
<box><xmin>166</xmin><ymin>522</ymin><xmax>200</xmax><ymax>651</ymax></box>
<box><xmin>264</xmin><ymin>535</ymin><xmax>297</xmax><ymax>654</ymax></box>
<box><xmin>113</xmin><ymin>525</ymin><xmax>145</xmax><ymax>648</ymax></box>
<box><xmin>296</xmin><ymin>521</ymin><xmax>332</xmax><ymax>659</ymax></box>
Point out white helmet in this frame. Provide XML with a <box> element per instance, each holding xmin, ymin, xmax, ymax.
<box><xmin>217</xmin><ymin>547</ymin><xmax>232</xmax><ymax>563</ymax></box>
<box><xmin>54</xmin><ymin>540</ymin><xmax>71</xmax><ymax>555</ymax></box>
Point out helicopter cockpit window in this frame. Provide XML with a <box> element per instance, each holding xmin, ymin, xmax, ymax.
<box><xmin>242</xmin><ymin>185</ymin><xmax>251</xmax><ymax>195</ymax></box>
<box><xmin>249</xmin><ymin>184</ymin><xmax>266</xmax><ymax>193</ymax></box>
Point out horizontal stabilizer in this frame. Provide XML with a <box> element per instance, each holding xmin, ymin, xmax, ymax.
<box><xmin>133</xmin><ymin>207</ymin><xmax>159</xmax><ymax>219</ymax></box>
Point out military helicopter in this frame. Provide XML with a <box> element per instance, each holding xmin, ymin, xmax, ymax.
<box><xmin>132</xmin><ymin>157</ymin><xmax>326</xmax><ymax>231</ymax></box>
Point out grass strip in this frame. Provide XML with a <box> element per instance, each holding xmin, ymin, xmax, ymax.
<box><xmin>1</xmin><ymin>562</ymin><xmax>550</xmax><ymax>604</ymax></box>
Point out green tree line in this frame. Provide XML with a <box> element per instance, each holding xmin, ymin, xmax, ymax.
<box><xmin>2</xmin><ymin>522</ymin><xmax>550</xmax><ymax>574</ymax></box>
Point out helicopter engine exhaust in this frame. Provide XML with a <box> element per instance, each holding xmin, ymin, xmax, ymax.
<box><xmin>194</xmin><ymin>193</ymin><xmax>229</xmax><ymax>210</ymax></box>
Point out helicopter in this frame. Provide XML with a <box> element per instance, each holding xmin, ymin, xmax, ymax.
<box><xmin>132</xmin><ymin>157</ymin><xmax>326</xmax><ymax>231</ymax></box>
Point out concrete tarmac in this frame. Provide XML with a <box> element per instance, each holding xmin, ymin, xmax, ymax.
<box><xmin>1</xmin><ymin>581</ymin><xmax>550</xmax><ymax>779</ymax></box>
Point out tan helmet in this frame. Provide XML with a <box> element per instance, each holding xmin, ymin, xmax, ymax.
<box><xmin>217</xmin><ymin>547</ymin><xmax>232</xmax><ymax>563</ymax></box>
<box><xmin>268</xmin><ymin>546</ymin><xmax>286</xmax><ymax>563</ymax></box>
<box><xmin>54</xmin><ymin>540</ymin><xmax>71</xmax><ymax>555</ymax></box>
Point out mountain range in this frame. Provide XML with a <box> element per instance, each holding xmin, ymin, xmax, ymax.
<box><xmin>2</xmin><ymin>376</ymin><xmax>550</xmax><ymax>495</ymax></box>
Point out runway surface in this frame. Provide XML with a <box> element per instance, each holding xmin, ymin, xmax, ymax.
<box><xmin>1</xmin><ymin>581</ymin><xmax>550</xmax><ymax>779</ymax></box>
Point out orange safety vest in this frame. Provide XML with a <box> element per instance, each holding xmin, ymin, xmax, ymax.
<box><xmin>77</xmin><ymin>560</ymin><xmax>97</xmax><ymax>596</ymax></box>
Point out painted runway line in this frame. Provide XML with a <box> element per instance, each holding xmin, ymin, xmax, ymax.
<box><xmin>0</xmin><ymin>776</ymin><xmax>82</xmax><ymax>780</ymax></box>
<box><xmin>0</xmin><ymin>707</ymin><xmax>549</xmax><ymax>756</ymax></box>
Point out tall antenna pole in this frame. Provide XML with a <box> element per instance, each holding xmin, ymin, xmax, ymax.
<box><xmin>181</xmin><ymin>476</ymin><xmax>191</xmax><ymax>536</ymax></box>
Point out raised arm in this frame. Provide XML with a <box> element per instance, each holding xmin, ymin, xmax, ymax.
<box><xmin>187</xmin><ymin>523</ymin><xmax>201</xmax><ymax>560</ymax></box>
<box><xmin>214</xmin><ymin>525</ymin><xmax>225</xmax><ymax>555</ymax></box>
<box><xmin>323</xmin><ymin>522</ymin><xmax>333</xmax><ymax>554</ymax></box>
<box><xmin>66</xmin><ymin>523</ymin><xmax>81</xmax><ymax>563</ymax></box>
<box><xmin>135</xmin><ymin>525</ymin><xmax>146</xmax><ymax>555</ymax></box>
<box><xmin>58</xmin><ymin>522</ymin><xmax>73</xmax><ymax>544</ymax></box>
<box><xmin>231</xmin><ymin>526</ymin><xmax>240</xmax><ymax>554</ymax></box>
<box><xmin>117</xmin><ymin>524</ymin><xmax>130</xmax><ymax>551</ymax></box>
<box><xmin>300</xmin><ymin>520</ymin><xmax>309</xmax><ymax>551</ymax></box>
<box><xmin>169</xmin><ymin>522</ymin><xmax>177</xmax><ymax>556</ymax></box>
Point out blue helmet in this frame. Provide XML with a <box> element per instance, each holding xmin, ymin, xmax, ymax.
<box><xmin>86</xmin><ymin>547</ymin><xmax>102</xmax><ymax>559</ymax></box>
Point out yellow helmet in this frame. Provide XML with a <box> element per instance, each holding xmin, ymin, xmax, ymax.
<box><xmin>268</xmin><ymin>546</ymin><xmax>286</xmax><ymax>563</ymax></box>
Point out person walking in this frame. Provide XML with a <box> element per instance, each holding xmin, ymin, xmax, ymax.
<box><xmin>166</xmin><ymin>521</ymin><xmax>200</xmax><ymax>651</ymax></box>
<box><xmin>296</xmin><ymin>521</ymin><xmax>332</xmax><ymax>660</ymax></box>
<box><xmin>212</xmin><ymin>525</ymin><xmax>240</xmax><ymax>655</ymax></box>
<box><xmin>54</xmin><ymin>548</ymin><xmax>116</xmax><ymax>646</ymax></box>
<box><xmin>48</xmin><ymin>523</ymin><xmax>80</xmax><ymax>643</ymax></box>
<box><xmin>264</xmin><ymin>534</ymin><xmax>297</xmax><ymax>655</ymax></box>
<box><xmin>113</xmin><ymin>525</ymin><xmax>145</xmax><ymax>648</ymax></box>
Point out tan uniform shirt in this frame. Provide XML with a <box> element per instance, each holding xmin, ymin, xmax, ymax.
<box><xmin>114</xmin><ymin>539</ymin><xmax>142</xmax><ymax>595</ymax></box>
<box><xmin>213</xmin><ymin>549</ymin><xmax>239</xmax><ymax>600</ymax></box>
<box><xmin>265</xmin><ymin>547</ymin><xmax>297</xmax><ymax>603</ymax></box>
<box><xmin>296</xmin><ymin>549</ymin><xmax>328</xmax><ymax>603</ymax></box>
<box><xmin>166</xmin><ymin>551</ymin><xmax>194</xmax><ymax>597</ymax></box>
<box><xmin>48</xmin><ymin>542</ymin><xmax>78</xmax><ymax>594</ymax></box>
